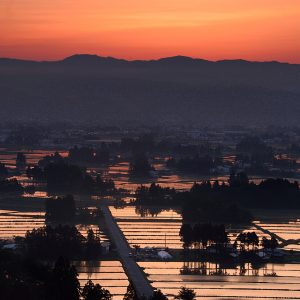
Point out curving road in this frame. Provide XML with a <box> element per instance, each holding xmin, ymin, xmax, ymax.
<box><xmin>101</xmin><ymin>205</ymin><xmax>154</xmax><ymax>299</ymax></box>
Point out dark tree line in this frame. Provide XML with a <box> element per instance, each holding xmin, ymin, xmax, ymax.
<box><xmin>134</xmin><ymin>181</ymin><xmax>250</xmax><ymax>223</ymax></box>
<box><xmin>235</xmin><ymin>136</ymin><xmax>297</xmax><ymax>176</ymax></box>
<box><xmin>235</xmin><ymin>233</ymin><xmax>279</xmax><ymax>255</ymax></box>
<box><xmin>38</xmin><ymin>152</ymin><xmax>65</xmax><ymax>168</ymax></box>
<box><xmin>46</xmin><ymin>195</ymin><xmax>76</xmax><ymax>221</ymax></box>
<box><xmin>23</xmin><ymin>225</ymin><xmax>102</xmax><ymax>260</ymax></box>
<box><xmin>68</xmin><ymin>145</ymin><xmax>109</xmax><ymax>164</ymax></box>
<box><xmin>134</xmin><ymin>175</ymin><xmax>300</xmax><ymax>223</ymax></box>
<box><xmin>0</xmin><ymin>252</ymin><xmax>112</xmax><ymax>300</ymax></box>
<box><xmin>0</xmin><ymin>178</ymin><xmax>23</xmax><ymax>194</ymax></box>
<box><xmin>129</xmin><ymin>153</ymin><xmax>154</xmax><ymax>177</ymax></box>
<box><xmin>123</xmin><ymin>281</ymin><xmax>195</xmax><ymax>300</ymax></box>
<box><xmin>27</xmin><ymin>162</ymin><xmax>115</xmax><ymax>194</ymax></box>
<box><xmin>235</xmin><ymin>232</ymin><xmax>259</xmax><ymax>252</ymax></box>
<box><xmin>135</xmin><ymin>183</ymin><xmax>176</xmax><ymax>205</ymax></box>
<box><xmin>1</xmin><ymin>248</ymin><xmax>196</xmax><ymax>300</ymax></box>
<box><xmin>236</xmin><ymin>136</ymin><xmax>273</xmax><ymax>161</ymax></box>
<box><xmin>46</xmin><ymin>194</ymin><xmax>104</xmax><ymax>224</ymax></box>
<box><xmin>179</xmin><ymin>223</ymin><xmax>229</xmax><ymax>250</ymax></box>
<box><xmin>120</xmin><ymin>134</ymin><xmax>218</xmax><ymax>159</ymax></box>
<box><xmin>179</xmin><ymin>224</ymin><xmax>280</xmax><ymax>259</ymax></box>
<box><xmin>166</xmin><ymin>155</ymin><xmax>222</xmax><ymax>175</ymax></box>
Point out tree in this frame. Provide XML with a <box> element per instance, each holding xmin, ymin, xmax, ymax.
<box><xmin>270</xmin><ymin>237</ymin><xmax>279</xmax><ymax>252</ymax></box>
<box><xmin>0</xmin><ymin>178</ymin><xmax>23</xmax><ymax>194</ymax></box>
<box><xmin>248</xmin><ymin>232</ymin><xmax>259</xmax><ymax>251</ymax></box>
<box><xmin>16</xmin><ymin>152</ymin><xmax>26</xmax><ymax>169</ymax></box>
<box><xmin>123</xmin><ymin>282</ymin><xmax>139</xmax><ymax>300</ymax></box>
<box><xmin>236</xmin><ymin>233</ymin><xmax>247</xmax><ymax>252</ymax></box>
<box><xmin>229</xmin><ymin>171</ymin><xmax>249</xmax><ymax>187</ymax></box>
<box><xmin>0</xmin><ymin>249</ymin><xmax>47</xmax><ymax>300</ymax></box>
<box><xmin>261</xmin><ymin>236</ymin><xmax>278</xmax><ymax>252</ymax></box>
<box><xmin>86</xmin><ymin>229</ymin><xmax>102</xmax><ymax>258</ymax></box>
<box><xmin>82</xmin><ymin>280</ymin><xmax>112</xmax><ymax>300</ymax></box>
<box><xmin>150</xmin><ymin>290</ymin><xmax>168</xmax><ymax>300</ymax></box>
<box><xmin>179</xmin><ymin>224</ymin><xmax>193</xmax><ymax>249</ymax></box>
<box><xmin>45</xmin><ymin>195</ymin><xmax>76</xmax><ymax>221</ymax></box>
<box><xmin>46</xmin><ymin>257</ymin><xmax>80</xmax><ymax>300</ymax></box>
<box><xmin>0</xmin><ymin>162</ymin><xmax>8</xmax><ymax>178</ymax></box>
<box><xmin>24</xmin><ymin>225</ymin><xmax>85</xmax><ymax>259</ymax></box>
<box><xmin>129</xmin><ymin>153</ymin><xmax>153</xmax><ymax>177</ymax></box>
<box><xmin>175</xmin><ymin>287</ymin><xmax>196</xmax><ymax>300</ymax></box>
<box><xmin>261</xmin><ymin>237</ymin><xmax>271</xmax><ymax>250</ymax></box>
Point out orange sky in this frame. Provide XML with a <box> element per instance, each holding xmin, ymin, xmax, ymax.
<box><xmin>0</xmin><ymin>0</ymin><xmax>300</xmax><ymax>62</ymax></box>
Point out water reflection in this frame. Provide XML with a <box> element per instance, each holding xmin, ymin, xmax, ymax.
<box><xmin>139</xmin><ymin>261</ymin><xmax>300</xmax><ymax>299</ymax></box>
<box><xmin>74</xmin><ymin>261</ymin><xmax>128</xmax><ymax>300</ymax></box>
<box><xmin>180</xmin><ymin>261</ymin><xmax>276</xmax><ymax>277</ymax></box>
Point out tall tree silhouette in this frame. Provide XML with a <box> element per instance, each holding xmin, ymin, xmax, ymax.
<box><xmin>46</xmin><ymin>257</ymin><xmax>80</xmax><ymax>300</ymax></box>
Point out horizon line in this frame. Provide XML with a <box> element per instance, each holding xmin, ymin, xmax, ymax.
<box><xmin>0</xmin><ymin>53</ymin><xmax>298</xmax><ymax>66</ymax></box>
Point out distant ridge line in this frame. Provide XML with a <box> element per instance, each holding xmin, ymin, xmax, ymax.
<box><xmin>0</xmin><ymin>54</ymin><xmax>298</xmax><ymax>66</ymax></box>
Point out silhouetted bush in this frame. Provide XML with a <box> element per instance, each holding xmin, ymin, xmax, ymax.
<box><xmin>0</xmin><ymin>178</ymin><xmax>23</xmax><ymax>194</ymax></box>
<box><xmin>46</xmin><ymin>195</ymin><xmax>76</xmax><ymax>221</ymax></box>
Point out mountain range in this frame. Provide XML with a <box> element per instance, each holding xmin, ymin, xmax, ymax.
<box><xmin>1</xmin><ymin>54</ymin><xmax>300</xmax><ymax>126</ymax></box>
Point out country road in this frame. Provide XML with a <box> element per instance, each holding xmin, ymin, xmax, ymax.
<box><xmin>100</xmin><ymin>205</ymin><xmax>154</xmax><ymax>299</ymax></box>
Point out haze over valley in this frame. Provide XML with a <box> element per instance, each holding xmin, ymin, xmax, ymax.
<box><xmin>1</xmin><ymin>54</ymin><xmax>300</xmax><ymax>126</ymax></box>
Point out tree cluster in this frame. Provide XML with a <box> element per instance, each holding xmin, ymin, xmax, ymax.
<box><xmin>16</xmin><ymin>152</ymin><xmax>26</xmax><ymax>169</ymax></box>
<box><xmin>167</xmin><ymin>155</ymin><xmax>222</xmax><ymax>175</ymax></box>
<box><xmin>27</xmin><ymin>162</ymin><xmax>115</xmax><ymax>194</ymax></box>
<box><xmin>1</xmin><ymin>247</ymin><xmax>197</xmax><ymax>300</ymax></box>
<box><xmin>0</xmin><ymin>162</ymin><xmax>8</xmax><ymax>178</ymax></box>
<box><xmin>0</xmin><ymin>178</ymin><xmax>23</xmax><ymax>194</ymax></box>
<box><xmin>134</xmin><ymin>175</ymin><xmax>300</xmax><ymax>224</ymax></box>
<box><xmin>45</xmin><ymin>195</ymin><xmax>76</xmax><ymax>221</ymax></box>
<box><xmin>179</xmin><ymin>223</ymin><xmax>229</xmax><ymax>250</ymax></box>
<box><xmin>68</xmin><ymin>145</ymin><xmax>109</xmax><ymax>164</ymax></box>
<box><xmin>129</xmin><ymin>153</ymin><xmax>154</xmax><ymax>177</ymax></box>
<box><xmin>135</xmin><ymin>183</ymin><xmax>176</xmax><ymax>205</ymax></box>
<box><xmin>0</xmin><ymin>253</ymin><xmax>111</xmax><ymax>300</ymax></box>
<box><xmin>235</xmin><ymin>232</ymin><xmax>260</xmax><ymax>252</ymax></box>
<box><xmin>23</xmin><ymin>225</ymin><xmax>102</xmax><ymax>259</ymax></box>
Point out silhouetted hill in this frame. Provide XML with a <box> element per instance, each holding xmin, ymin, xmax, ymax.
<box><xmin>0</xmin><ymin>54</ymin><xmax>300</xmax><ymax>126</ymax></box>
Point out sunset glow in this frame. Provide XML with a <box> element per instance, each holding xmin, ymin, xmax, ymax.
<box><xmin>0</xmin><ymin>0</ymin><xmax>300</xmax><ymax>62</ymax></box>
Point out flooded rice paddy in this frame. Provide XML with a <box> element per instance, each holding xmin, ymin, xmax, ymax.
<box><xmin>252</xmin><ymin>210</ymin><xmax>300</xmax><ymax>251</ymax></box>
<box><xmin>0</xmin><ymin>148</ymin><xmax>289</xmax><ymax>195</ymax></box>
<box><xmin>0</xmin><ymin>208</ymin><xmax>108</xmax><ymax>240</ymax></box>
<box><xmin>106</xmin><ymin>159</ymin><xmax>279</xmax><ymax>191</ymax></box>
<box><xmin>107</xmin><ymin>161</ymin><xmax>199</xmax><ymax>191</ymax></box>
<box><xmin>0</xmin><ymin>209</ymin><xmax>45</xmax><ymax>239</ymax></box>
<box><xmin>0</xmin><ymin>149</ymin><xmax>68</xmax><ymax>170</ymax></box>
<box><xmin>74</xmin><ymin>261</ymin><xmax>128</xmax><ymax>300</ymax></box>
<box><xmin>1</xmin><ymin>205</ymin><xmax>300</xmax><ymax>299</ymax></box>
<box><xmin>109</xmin><ymin>206</ymin><xmax>270</xmax><ymax>249</ymax></box>
<box><xmin>139</xmin><ymin>261</ymin><xmax>300</xmax><ymax>299</ymax></box>
<box><xmin>110</xmin><ymin>207</ymin><xmax>300</xmax><ymax>299</ymax></box>
<box><xmin>109</xmin><ymin>206</ymin><xmax>183</xmax><ymax>248</ymax></box>
<box><xmin>1</xmin><ymin>148</ymin><xmax>300</xmax><ymax>299</ymax></box>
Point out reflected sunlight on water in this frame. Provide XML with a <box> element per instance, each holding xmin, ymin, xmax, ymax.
<box><xmin>109</xmin><ymin>206</ymin><xmax>271</xmax><ymax>249</ymax></box>
<box><xmin>0</xmin><ymin>209</ymin><xmax>45</xmax><ymax>239</ymax></box>
<box><xmin>0</xmin><ymin>149</ymin><xmax>68</xmax><ymax>169</ymax></box>
<box><xmin>139</xmin><ymin>261</ymin><xmax>300</xmax><ymax>299</ymax></box>
<box><xmin>74</xmin><ymin>261</ymin><xmax>128</xmax><ymax>300</ymax></box>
